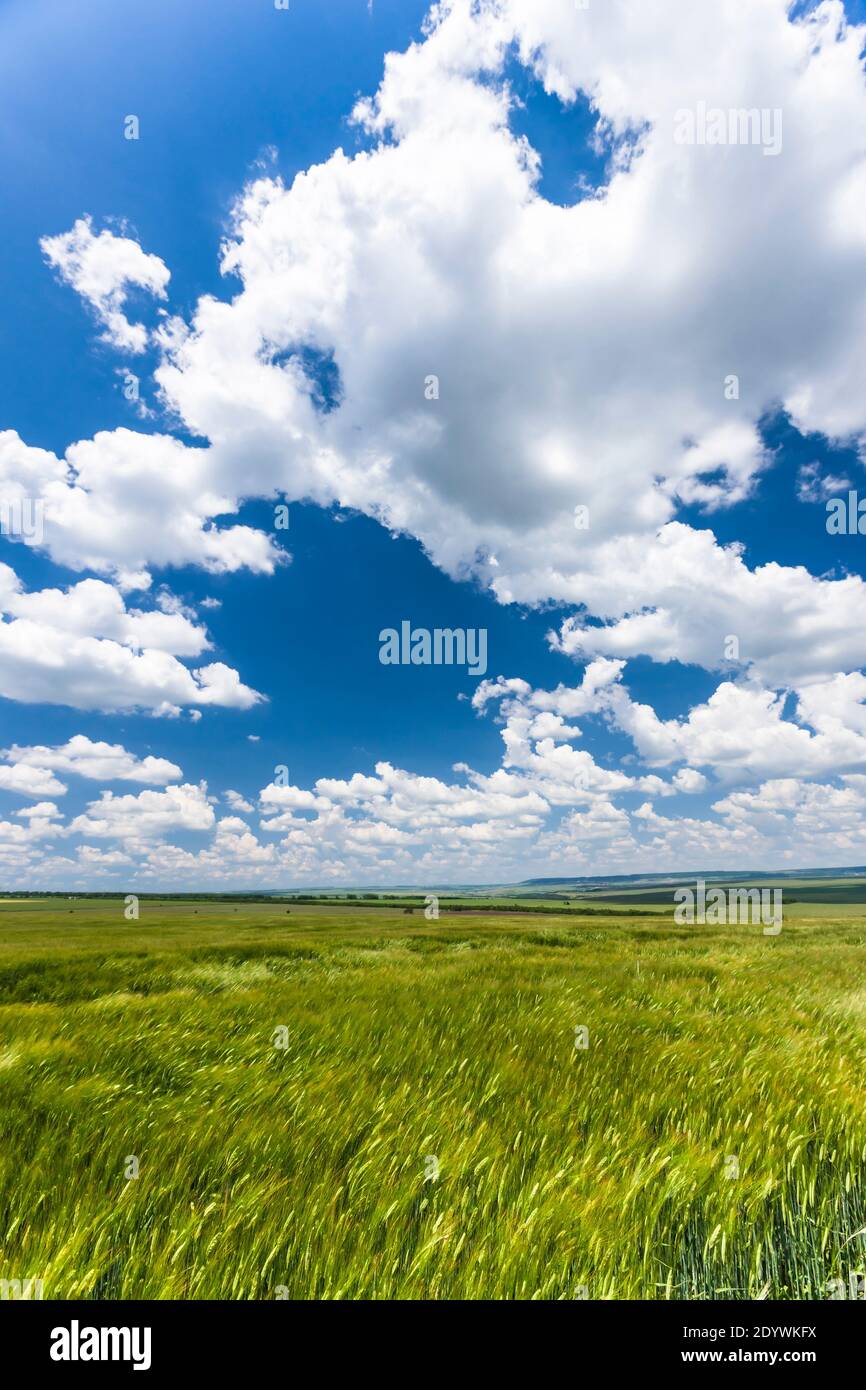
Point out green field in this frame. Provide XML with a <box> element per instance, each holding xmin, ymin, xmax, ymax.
<box><xmin>1</xmin><ymin>898</ymin><xmax>865</xmax><ymax>1299</ymax></box>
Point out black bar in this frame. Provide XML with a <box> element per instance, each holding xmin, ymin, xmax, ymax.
<box><xmin>2</xmin><ymin>1298</ymin><xmax>858</xmax><ymax>1376</ymax></box>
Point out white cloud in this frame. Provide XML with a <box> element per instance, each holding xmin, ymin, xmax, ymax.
<box><xmin>71</xmin><ymin>782</ymin><xmax>215</xmax><ymax>842</ymax></box>
<box><xmin>709</xmin><ymin>776</ymin><xmax>866</xmax><ymax>859</ymax></box>
<box><xmin>797</xmin><ymin>460</ymin><xmax>851</xmax><ymax>503</ymax></box>
<box><xmin>0</xmin><ymin>429</ymin><xmax>284</xmax><ymax>586</ymax></box>
<box><xmin>40</xmin><ymin>217</ymin><xmax>169</xmax><ymax>353</ymax></box>
<box><xmin>213</xmin><ymin>815</ymin><xmax>277</xmax><ymax>864</ymax></box>
<box><xmin>607</xmin><ymin>675</ymin><xmax>866</xmax><ymax>782</ymax></box>
<box><xmin>0</xmin><ymin>763</ymin><xmax>66</xmax><ymax>798</ymax></box>
<box><xmin>0</xmin><ymin>801</ymin><xmax>64</xmax><ymax>865</ymax></box>
<box><xmin>672</xmin><ymin>767</ymin><xmax>708</xmax><ymax>794</ymax></box>
<box><xmin>7</xmin><ymin>0</ymin><xmax>866</xmax><ymax>883</ymax></box>
<box><xmin>2</xmin><ymin>735</ymin><xmax>182</xmax><ymax>786</ymax></box>
<box><xmin>2</xmin><ymin>0</ymin><xmax>861</xmax><ymax>696</ymax></box>
<box><xmin>16</xmin><ymin>801</ymin><xmax>62</xmax><ymax>820</ymax></box>
<box><xmin>76</xmin><ymin>845</ymin><xmax>133</xmax><ymax>869</ymax></box>
<box><xmin>224</xmin><ymin>789</ymin><xmax>254</xmax><ymax>813</ymax></box>
<box><xmin>12</xmin><ymin>651</ymin><xmax>866</xmax><ymax>884</ymax></box>
<box><xmin>549</xmin><ymin>523</ymin><xmax>866</xmax><ymax>688</ymax></box>
<box><xmin>138</xmin><ymin>0</ymin><xmax>866</xmax><ymax>696</ymax></box>
<box><xmin>0</xmin><ymin>564</ymin><xmax>262</xmax><ymax>713</ymax></box>
<box><xmin>13</xmin><ymin>645</ymin><xmax>860</xmax><ymax>884</ymax></box>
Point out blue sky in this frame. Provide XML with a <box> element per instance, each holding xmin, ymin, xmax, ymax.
<box><xmin>2</xmin><ymin>0</ymin><xmax>866</xmax><ymax>887</ymax></box>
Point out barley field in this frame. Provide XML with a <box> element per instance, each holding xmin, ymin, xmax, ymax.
<box><xmin>0</xmin><ymin>899</ymin><xmax>864</xmax><ymax>1299</ymax></box>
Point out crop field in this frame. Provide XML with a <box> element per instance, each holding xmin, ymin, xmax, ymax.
<box><xmin>0</xmin><ymin>898</ymin><xmax>865</xmax><ymax>1299</ymax></box>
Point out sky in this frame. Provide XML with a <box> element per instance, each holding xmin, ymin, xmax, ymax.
<box><xmin>2</xmin><ymin>0</ymin><xmax>866</xmax><ymax>888</ymax></box>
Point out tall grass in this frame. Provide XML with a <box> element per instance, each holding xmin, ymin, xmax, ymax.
<box><xmin>0</xmin><ymin>902</ymin><xmax>864</xmax><ymax>1299</ymax></box>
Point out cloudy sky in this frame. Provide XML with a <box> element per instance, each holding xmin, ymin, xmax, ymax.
<box><xmin>3</xmin><ymin>0</ymin><xmax>866</xmax><ymax>888</ymax></box>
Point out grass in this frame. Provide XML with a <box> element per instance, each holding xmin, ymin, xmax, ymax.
<box><xmin>0</xmin><ymin>899</ymin><xmax>865</xmax><ymax>1299</ymax></box>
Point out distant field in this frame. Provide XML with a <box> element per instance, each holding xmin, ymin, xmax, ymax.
<box><xmin>0</xmin><ymin>898</ymin><xmax>865</xmax><ymax>1299</ymax></box>
<box><xmin>589</xmin><ymin>882</ymin><xmax>866</xmax><ymax>907</ymax></box>
<box><xmin>566</xmin><ymin>895</ymin><xmax>866</xmax><ymax>919</ymax></box>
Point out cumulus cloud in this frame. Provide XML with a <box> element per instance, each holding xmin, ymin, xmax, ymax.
<box><xmin>224</xmin><ymin>789</ymin><xmax>255</xmax><ymax>813</ymax></box>
<box><xmin>40</xmin><ymin>217</ymin><xmax>170</xmax><ymax>353</ymax></box>
<box><xmin>142</xmin><ymin>0</ymin><xmax>866</xmax><ymax>696</ymax></box>
<box><xmin>2</xmin><ymin>735</ymin><xmax>182</xmax><ymax>786</ymax></box>
<box><xmin>11</xmin><ymin>689</ymin><xmax>866</xmax><ymax>884</ymax></box>
<box><xmin>0</xmin><ymin>764</ymin><xmax>67</xmax><ymax>798</ymax></box>
<box><xmin>71</xmin><ymin>782</ymin><xmax>216</xmax><ymax>842</ymax></box>
<box><xmin>605</xmin><ymin>674</ymin><xmax>866</xmax><ymax>782</ymax></box>
<box><xmin>709</xmin><ymin>776</ymin><xmax>866</xmax><ymax>860</ymax></box>
<box><xmin>549</xmin><ymin>524</ymin><xmax>866</xmax><ymax>688</ymax></box>
<box><xmin>76</xmin><ymin>845</ymin><xmax>133</xmax><ymax>869</ymax></box>
<box><xmin>8</xmin><ymin>0</ymin><xmax>866</xmax><ymax>883</ymax></box>
<box><xmin>15</xmin><ymin>651</ymin><xmax>863</xmax><ymax>884</ymax></box>
<box><xmin>0</xmin><ymin>429</ymin><xmax>284</xmax><ymax>586</ymax></box>
<box><xmin>475</xmin><ymin>658</ymin><xmax>866</xmax><ymax>786</ymax></box>
<box><xmin>0</xmin><ymin>565</ymin><xmax>262</xmax><ymax>713</ymax></box>
<box><xmin>0</xmin><ymin>801</ymin><xmax>64</xmax><ymax>866</ymax></box>
<box><xmin>3</xmin><ymin>0</ymin><xmax>862</xmax><ymax>692</ymax></box>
